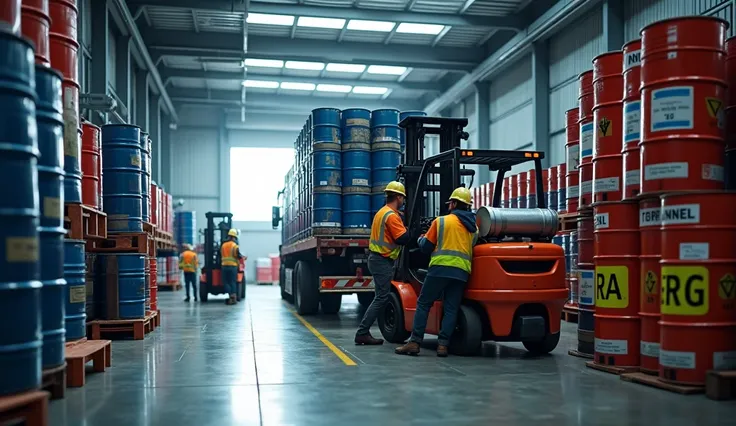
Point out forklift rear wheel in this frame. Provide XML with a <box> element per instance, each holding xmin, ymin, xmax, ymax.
<box><xmin>450</xmin><ymin>306</ymin><xmax>482</xmax><ymax>356</ymax></box>
<box><xmin>294</xmin><ymin>260</ymin><xmax>319</xmax><ymax>315</ymax></box>
<box><xmin>357</xmin><ymin>292</ymin><xmax>374</xmax><ymax>307</ymax></box>
<box><xmin>200</xmin><ymin>283</ymin><xmax>208</xmax><ymax>302</ymax></box>
<box><xmin>378</xmin><ymin>292</ymin><xmax>410</xmax><ymax>343</ymax></box>
<box><xmin>320</xmin><ymin>294</ymin><xmax>342</xmax><ymax>314</ymax></box>
<box><xmin>523</xmin><ymin>332</ymin><xmax>560</xmax><ymax>355</ymax></box>
<box><xmin>237</xmin><ymin>281</ymin><xmax>245</xmax><ymax>301</ymax></box>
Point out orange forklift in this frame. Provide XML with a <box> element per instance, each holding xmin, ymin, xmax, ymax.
<box><xmin>377</xmin><ymin>116</ymin><xmax>567</xmax><ymax>355</ymax></box>
<box><xmin>199</xmin><ymin>212</ymin><xmax>245</xmax><ymax>302</ymax></box>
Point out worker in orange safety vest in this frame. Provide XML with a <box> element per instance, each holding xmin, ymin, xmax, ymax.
<box><xmin>179</xmin><ymin>244</ymin><xmax>199</xmax><ymax>302</ymax></box>
<box><xmin>395</xmin><ymin>186</ymin><xmax>478</xmax><ymax>357</ymax></box>
<box><xmin>221</xmin><ymin>229</ymin><xmax>242</xmax><ymax>305</ymax></box>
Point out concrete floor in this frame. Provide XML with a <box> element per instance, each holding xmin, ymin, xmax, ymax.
<box><xmin>49</xmin><ymin>285</ymin><xmax>734</xmax><ymax>426</ymax></box>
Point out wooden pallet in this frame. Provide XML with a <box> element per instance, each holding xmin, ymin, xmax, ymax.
<box><xmin>65</xmin><ymin>340</ymin><xmax>112</xmax><ymax>387</ymax></box>
<box><xmin>88</xmin><ymin>232</ymin><xmax>154</xmax><ymax>256</ymax></box>
<box><xmin>0</xmin><ymin>390</ymin><xmax>49</xmax><ymax>426</ymax></box>
<box><xmin>41</xmin><ymin>364</ymin><xmax>66</xmax><ymax>400</ymax></box>
<box><xmin>558</xmin><ymin>212</ymin><xmax>579</xmax><ymax>232</ymax></box>
<box><xmin>621</xmin><ymin>372</ymin><xmax>704</xmax><ymax>395</ymax></box>
<box><xmin>562</xmin><ymin>304</ymin><xmax>579</xmax><ymax>323</ymax></box>
<box><xmin>568</xmin><ymin>349</ymin><xmax>594</xmax><ymax>360</ymax></box>
<box><xmin>154</xmin><ymin>229</ymin><xmax>175</xmax><ymax>250</ymax></box>
<box><xmin>146</xmin><ymin>310</ymin><xmax>161</xmax><ymax>329</ymax></box>
<box><xmin>159</xmin><ymin>282</ymin><xmax>182</xmax><ymax>291</ymax></box>
<box><xmin>142</xmin><ymin>222</ymin><xmax>155</xmax><ymax>235</ymax></box>
<box><xmin>87</xmin><ymin>311</ymin><xmax>156</xmax><ymax>340</ymax></box>
<box><xmin>706</xmin><ymin>370</ymin><xmax>736</xmax><ymax>400</ymax></box>
<box><xmin>64</xmin><ymin>203</ymin><xmax>107</xmax><ymax>240</ymax></box>
<box><xmin>586</xmin><ymin>361</ymin><xmax>639</xmax><ymax>375</ymax></box>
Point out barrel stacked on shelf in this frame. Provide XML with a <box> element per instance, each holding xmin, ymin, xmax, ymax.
<box><xmin>370</xmin><ymin>109</ymin><xmax>402</xmax><ymax>216</ymax></box>
<box><xmin>341</xmin><ymin>108</ymin><xmax>371</xmax><ymax>236</ymax></box>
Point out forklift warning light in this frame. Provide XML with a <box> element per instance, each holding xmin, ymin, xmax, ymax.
<box><xmin>524</xmin><ymin>152</ymin><xmax>532</xmax><ymax>158</ymax></box>
<box><xmin>461</xmin><ymin>150</ymin><xmax>474</xmax><ymax>156</ymax></box>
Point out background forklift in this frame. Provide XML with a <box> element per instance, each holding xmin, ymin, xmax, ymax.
<box><xmin>199</xmin><ymin>212</ymin><xmax>245</xmax><ymax>302</ymax></box>
<box><xmin>377</xmin><ymin>116</ymin><xmax>567</xmax><ymax>355</ymax></box>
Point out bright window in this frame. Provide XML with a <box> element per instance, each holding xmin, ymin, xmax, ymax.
<box><xmin>230</xmin><ymin>147</ymin><xmax>294</xmax><ymax>221</ymax></box>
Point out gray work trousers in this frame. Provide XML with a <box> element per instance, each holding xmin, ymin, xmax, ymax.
<box><xmin>356</xmin><ymin>253</ymin><xmax>394</xmax><ymax>336</ymax></box>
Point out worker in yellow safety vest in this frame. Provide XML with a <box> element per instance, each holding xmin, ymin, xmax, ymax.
<box><xmin>221</xmin><ymin>229</ymin><xmax>242</xmax><ymax>305</ymax></box>
<box><xmin>179</xmin><ymin>244</ymin><xmax>199</xmax><ymax>302</ymax></box>
<box><xmin>396</xmin><ymin>186</ymin><xmax>478</xmax><ymax>357</ymax></box>
<box><xmin>355</xmin><ymin>181</ymin><xmax>412</xmax><ymax>345</ymax></box>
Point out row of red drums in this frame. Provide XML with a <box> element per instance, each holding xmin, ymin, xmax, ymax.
<box><xmin>567</xmin><ymin>16</ymin><xmax>736</xmax><ymax>386</ymax></box>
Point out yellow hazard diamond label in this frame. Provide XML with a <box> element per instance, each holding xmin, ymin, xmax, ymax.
<box><xmin>644</xmin><ymin>270</ymin><xmax>658</xmax><ymax>295</ymax></box>
<box><xmin>598</xmin><ymin>117</ymin><xmax>612</xmax><ymax>137</ymax></box>
<box><xmin>706</xmin><ymin>97</ymin><xmax>723</xmax><ymax>118</ymax></box>
<box><xmin>719</xmin><ymin>273</ymin><xmax>736</xmax><ymax>300</ymax></box>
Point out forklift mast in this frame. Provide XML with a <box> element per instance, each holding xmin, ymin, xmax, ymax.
<box><xmin>204</xmin><ymin>212</ymin><xmax>234</xmax><ymax>290</ymax></box>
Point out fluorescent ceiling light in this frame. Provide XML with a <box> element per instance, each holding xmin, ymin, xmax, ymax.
<box><xmin>317</xmin><ymin>84</ymin><xmax>352</xmax><ymax>93</ymax></box>
<box><xmin>396</xmin><ymin>23</ymin><xmax>445</xmax><ymax>35</ymax></box>
<box><xmin>297</xmin><ymin>16</ymin><xmax>345</xmax><ymax>29</ymax></box>
<box><xmin>347</xmin><ymin>20</ymin><xmax>395</xmax><ymax>32</ymax></box>
<box><xmin>285</xmin><ymin>61</ymin><xmax>325</xmax><ymax>71</ymax></box>
<box><xmin>367</xmin><ymin>65</ymin><xmax>407</xmax><ymax>75</ymax></box>
<box><xmin>246</xmin><ymin>13</ymin><xmax>294</xmax><ymax>26</ymax></box>
<box><xmin>243</xmin><ymin>80</ymin><xmax>279</xmax><ymax>88</ymax></box>
<box><xmin>326</xmin><ymin>63</ymin><xmax>366</xmax><ymax>73</ymax></box>
<box><xmin>281</xmin><ymin>82</ymin><xmax>316</xmax><ymax>91</ymax></box>
<box><xmin>243</xmin><ymin>58</ymin><xmax>284</xmax><ymax>68</ymax></box>
<box><xmin>353</xmin><ymin>86</ymin><xmax>388</xmax><ymax>95</ymax></box>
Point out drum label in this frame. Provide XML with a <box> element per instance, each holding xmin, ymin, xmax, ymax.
<box><xmin>702</xmin><ymin>164</ymin><xmax>724</xmax><ymax>181</ymax></box>
<box><xmin>661</xmin><ymin>203</ymin><xmax>700</xmax><ymax>225</ymax></box>
<box><xmin>594</xmin><ymin>212</ymin><xmax>609</xmax><ymax>229</ymax></box>
<box><xmin>5</xmin><ymin>237</ymin><xmax>39</xmax><ymax>262</ymax></box>
<box><xmin>714</xmin><ymin>351</ymin><xmax>736</xmax><ymax>370</ymax></box>
<box><xmin>644</xmin><ymin>270</ymin><xmax>658</xmax><ymax>299</ymax></box>
<box><xmin>567</xmin><ymin>184</ymin><xmax>579</xmax><ymax>198</ymax></box>
<box><xmin>580</xmin><ymin>180</ymin><xmax>592</xmax><ymax>195</ymax></box>
<box><xmin>578</xmin><ymin>269</ymin><xmax>595</xmax><ymax>306</ymax></box>
<box><xmin>69</xmin><ymin>285</ymin><xmax>86</xmax><ymax>304</ymax></box>
<box><xmin>661</xmin><ymin>265</ymin><xmax>708</xmax><ymax>315</ymax></box>
<box><xmin>650</xmin><ymin>86</ymin><xmax>694</xmax><ymax>132</ymax></box>
<box><xmin>86</xmin><ymin>279</ymin><xmax>94</xmax><ymax>296</ymax></box>
<box><xmin>595</xmin><ymin>338</ymin><xmax>628</xmax><ymax>355</ymax></box>
<box><xmin>596</xmin><ymin>265</ymin><xmax>629</xmax><ymax>309</ymax></box>
<box><xmin>352</xmin><ymin>179</ymin><xmax>369</xmax><ymax>186</ymax></box>
<box><xmin>719</xmin><ymin>273</ymin><xmax>736</xmax><ymax>301</ymax></box>
<box><xmin>644</xmin><ymin>162</ymin><xmax>688</xmax><ymax>180</ymax></box>
<box><xmin>44</xmin><ymin>197</ymin><xmax>62</xmax><ymax>219</ymax></box>
<box><xmin>580</xmin><ymin>122</ymin><xmax>594</xmax><ymax>158</ymax></box>
<box><xmin>63</xmin><ymin>86</ymin><xmax>80</xmax><ymax>159</ymax></box>
<box><xmin>594</xmin><ymin>177</ymin><xmax>619</xmax><ymax>193</ymax></box>
<box><xmin>660</xmin><ymin>350</ymin><xmax>695</xmax><ymax>369</ymax></box>
<box><xmin>623</xmin><ymin>101</ymin><xmax>641</xmax><ymax>146</ymax></box>
<box><xmin>346</xmin><ymin>118</ymin><xmax>369</xmax><ymax>127</ymax></box>
<box><xmin>679</xmin><ymin>243</ymin><xmax>709</xmax><ymax>260</ymax></box>
<box><xmin>624</xmin><ymin>169</ymin><xmax>640</xmax><ymax>186</ymax></box>
<box><xmin>625</xmin><ymin>49</ymin><xmax>641</xmax><ymax>70</ymax></box>
<box><xmin>640</xmin><ymin>341</ymin><xmax>660</xmax><ymax>358</ymax></box>
<box><xmin>566</xmin><ymin>144</ymin><xmax>580</xmax><ymax>171</ymax></box>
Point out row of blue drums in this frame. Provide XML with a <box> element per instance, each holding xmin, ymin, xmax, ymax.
<box><xmin>175</xmin><ymin>210</ymin><xmax>196</xmax><ymax>247</ymax></box>
<box><xmin>307</xmin><ymin>108</ymin><xmax>426</xmax><ymax>236</ymax></box>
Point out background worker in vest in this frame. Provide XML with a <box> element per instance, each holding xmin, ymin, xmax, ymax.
<box><xmin>179</xmin><ymin>244</ymin><xmax>199</xmax><ymax>302</ymax></box>
<box><xmin>396</xmin><ymin>187</ymin><xmax>478</xmax><ymax>357</ymax></box>
<box><xmin>355</xmin><ymin>181</ymin><xmax>412</xmax><ymax>345</ymax></box>
<box><xmin>221</xmin><ymin>229</ymin><xmax>242</xmax><ymax>305</ymax></box>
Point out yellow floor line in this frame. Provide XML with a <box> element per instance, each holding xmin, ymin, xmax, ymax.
<box><xmin>290</xmin><ymin>310</ymin><xmax>357</xmax><ymax>366</ymax></box>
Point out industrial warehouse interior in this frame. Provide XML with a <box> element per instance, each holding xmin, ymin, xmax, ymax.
<box><xmin>2</xmin><ymin>0</ymin><xmax>736</xmax><ymax>425</ymax></box>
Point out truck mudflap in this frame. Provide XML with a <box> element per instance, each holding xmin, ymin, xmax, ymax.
<box><xmin>319</xmin><ymin>276</ymin><xmax>374</xmax><ymax>293</ymax></box>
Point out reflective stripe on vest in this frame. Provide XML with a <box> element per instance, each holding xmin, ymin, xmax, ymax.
<box><xmin>429</xmin><ymin>216</ymin><xmax>478</xmax><ymax>273</ymax></box>
<box><xmin>221</xmin><ymin>241</ymin><xmax>239</xmax><ymax>266</ymax></box>
<box><xmin>369</xmin><ymin>207</ymin><xmax>401</xmax><ymax>260</ymax></box>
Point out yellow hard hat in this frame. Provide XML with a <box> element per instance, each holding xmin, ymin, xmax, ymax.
<box><xmin>228</xmin><ymin>229</ymin><xmax>238</xmax><ymax>237</ymax></box>
<box><xmin>448</xmin><ymin>187</ymin><xmax>472</xmax><ymax>205</ymax></box>
<box><xmin>384</xmin><ymin>181</ymin><xmax>406</xmax><ymax>197</ymax></box>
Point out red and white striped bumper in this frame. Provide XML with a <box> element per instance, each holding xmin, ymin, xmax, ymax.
<box><xmin>319</xmin><ymin>276</ymin><xmax>374</xmax><ymax>293</ymax></box>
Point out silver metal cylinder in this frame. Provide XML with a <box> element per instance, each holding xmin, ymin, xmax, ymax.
<box><xmin>477</xmin><ymin>206</ymin><xmax>559</xmax><ymax>238</ymax></box>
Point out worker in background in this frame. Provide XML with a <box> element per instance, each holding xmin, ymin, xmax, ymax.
<box><xmin>396</xmin><ymin>187</ymin><xmax>478</xmax><ymax>357</ymax></box>
<box><xmin>355</xmin><ymin>181</ymin><xmax>412</xmax><ymax>345</ymax></box>
<box><xmin>221</xmin><ymin>229</ymin><xmax>242</xmax><ymax>305</ymax></box>
<box><xmin>179</xmin><ymin>244</ymin><xmax>199</xmax><ymax>302</ymax></box>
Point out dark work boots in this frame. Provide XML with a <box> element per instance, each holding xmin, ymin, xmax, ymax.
<box><xmin>355</xmin><ymin>333</ymin><xmax>384</xmax><ymax>345</ymax></box>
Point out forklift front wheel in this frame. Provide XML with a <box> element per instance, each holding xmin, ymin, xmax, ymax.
<box><xmin>378</xmin><ymin>292</ymin><xmax>410</xmax><ymax>344</ymax></box>
<box><xmin>523</xmin><ymin>332</ymin><xmax>560</xmax><ymax>355</ymax></box>
<box><xmin>450</xmin><ymin>305</ymin><xmax>482</xmax><ymax>356</ymax></box>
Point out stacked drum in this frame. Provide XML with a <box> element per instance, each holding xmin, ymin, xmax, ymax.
<box><xmin>565</xmin><ymin>108</ymin><xmax>580</xmax><ymax>213</ymax></box>
<box><xmin>501</xmin><ymin>177</ymin><xmax>510</xmax><ymax>208</ymax></box>
<box><xmin>557</xmin><ymin>163</ymin><xmax>567</xmax><ymax>212</ymax></box>
<box><xmin>0</xmin><ymin>1</ymin><xmax>21</xmax><ymax>34</ymax></box>
<box><xmin>140</xmin><ymin>131</ymin><xmax>151</xmax><ymax>223</ymax></box>
<box><xmin>622</xmin><ymin>39</ymin><xmax>642</xmax><ymax>199</ymax></box>
<box><xmin>341</xmin><ymin>108</ymin><xmax>371</xmax><ymax>235</ymax></box>
<box><xmin>527</xmin><ymin>169</ymin><xmax>537</xmax><ymax>208</ymax></box>
<box><xmin>311</xmin><ymin>107</ymin><xmax>342</xmax><ymax>235</ymax></box>
<box><xmin>174</xmin><ymin>210</ymin><xmax>196</xmax><ymax>247</ymax></box>
<box><xmin>547</xmin><ymin>165</ymin><xmax>558</xmax><ymax>211</ymax></box>
<box><xmin>509</xmin><ymin>174</ymin><xmax>518</xmax><ymax>208</ymax></box>
<box><xmin>21</xmin><ymin>0</ymin><xmax>50</xmax><ymax>65</ymax></box>
<box><xmin>517</xmin><ymin>171</ymin><xmax>528</xmax><ymax>208</ymax></box>
<box><xmin>578</xmin><ymin>70</ymin><xmax>595</xmax><ymax>209</ymax></box>
<box><xmin>728</xmin><ymin>37</ymin><xmax>736</xmax><ymax>188</ymax></box>
<box><xmin>102</xmin><ymin>124</ymin><xmax>143</xmax><ymax>232</ymax></box>
<box><xmin>370</xmin><ymin>109</ymin><xmax>401</xmax><ymax>216</ymax></box>
<box><xmin>592</xmin><ymin>51</ymin><xmax>624</xmax><ymax>203</ymax></box>
<box><xmin>81</xmin><ymin>121</ymin><xmax>101</xmax><ymax>209</ymax></box>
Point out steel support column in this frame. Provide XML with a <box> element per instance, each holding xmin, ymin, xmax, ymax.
<box><xmin>160</xmin><ymin>113</ymin><xmax>170</xmax><ymax>189</ymax></box>
<box><xmin>603</xmin><ymin>0</ymin><xmax>624</xmax><ymax>50</ymax></box>
<box><xmin>474</xmin><ymin>82</ymin><xmax>491</xmax><ymax>184</ymax></box>
<box><xmin>149</xmin><ymin>95</ymin><xmax>161</xmax><ymax>185</ymax></box>
<box><xmin>135</xmin><ymin>69</ymin><xmax>149</xmax><ymax>129</ymax></box>
<box><xmin>90</xmin><ymin>0</ymin><xmax>109</xmax><ymax>125</ymax></box>
<box><xmin>532</xmin><ymin>41</ymin><xmax>550</xmax><ymax>168</ymax></box>
<box><xmin>115</xmin><ymin>36</ymin><xmax>132</xmax><ymax>121</ymax></box>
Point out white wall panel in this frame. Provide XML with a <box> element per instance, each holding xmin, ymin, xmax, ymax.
<box><xmin>489</xmin><ymin>55</ymin><xmax>532</xmax><ymax>120</ymax></box>
<box><xmin>490</xmin><ymin>103</ymin><xmax>534</xmax><ymax>151</ymax></box>
<box><xmin>549</xmin><ymin>133</ymin><xmax>566</xmax><ymax>167</ymax></box>
<box><xmin>624</xmin><ymin>0</ymin><xmax>734</xmax><ymax>41</ymax></box>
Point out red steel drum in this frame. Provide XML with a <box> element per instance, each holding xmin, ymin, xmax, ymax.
<box><xmin>509</xmin><ymin>174</ymin><xmax>518</xmax><ymax>208</ymax></box>
<box><xmin>593</xmin><ymin>200</ymin><xmax>641</xmax><ymax>367</ymax></box>
<box><xmin>578</xmin><ymin>71</ymin><xmax>595</xmax><ymax>210</ymax></box>
<box><xmin>726</xmin><ymin>37</ymin><xmax>736</xmax><ymax>150</ymax></box>
<box><xmin>640</xmin><ymin>17</ymin><xmax>728</xmax><ymax>195</ymax></box>
<box><xmin>517</xmin><ymin>171</ymin><xmax>528</xmax><ymax>209</ymax></box>
<box><xmin>577</xmin><ymin>214</ymin><xmax>594</xmax><ymax>265</ymax></box>
<box><xmin>592</xmin><ymin>51</ymin><xmax>624</xmax><ymax>203</ymax></box>
<box><xmin>81</xmin><ymin>121</ymin><xmax>100</xmax><ymax>209</ymax></box>
<box><xmin>48</xmin><ymin>0</ymin><xmax>76</xmax><ymax>39</ymax></box>
<box><xmin>558</xmin><ymin>163</ymin><xmax>568</xmax><ymax>214</ymax></box>
<box><xmin>623</xmin><ymin>39</ymin><xmax>642</xmax><ymax>199</ymax></box>
<box><xmin>547</xmin><ymin>165</ymin><xmax>557</xmax><ymax>211</ymax></box>
<box><xmin>502</xmin><ymin>177</ymin><xmax>510</xmax><ymax>208</ymax></box>
<box><xmin>485</xmin><ymin>182</ymin><xmax>494</xmax><ymax>206</ymax></box>
<box><xmin>638</xmin><ymin>197</ymin><xmax>661</xmax><ymax>373</ymax></box>
<box><xmin>527</xmin><ymin>169</ymin><xmax>537</xmax><ymax>208</ymax></box>
<box><xmin>149</xmin><ymin>257</ymin><xmax>158</xmax><ymax>311</ymax></box>
<box><xmin>0</xmin><ymin>0</ymin><xmax>21</xmax><ymax>34</ymax></box>
<box><xmin>21</xmin><ymin>0</ymin><xmax>50</xmax><ymax>65</ymax></box>
<box><xmin>659</xmin><ymin>191</ymin><xmax>736</xmax><ymax>385</ymax></box>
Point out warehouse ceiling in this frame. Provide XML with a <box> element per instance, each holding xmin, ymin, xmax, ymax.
<box><xmin>127</xmin><ymin>0</ymin><xmax>542</xmax><ymax>116</ymax></box>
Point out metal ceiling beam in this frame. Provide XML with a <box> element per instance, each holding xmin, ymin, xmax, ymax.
<box><xmin>127</xmin><ymin>0</ymin><xmax>525</xmax><ymax>30</ymax></box>
<box><xmin>169</xmin><ymin>88</ymin><xmax>422</xmax><ymax>111</ymax></box>
<box><xmin>143</xmin><ymin>30</ymin><xmax>480</xmax><ymax>71</ymax></box>
<box><xmin>425</xmin><ymin>0</ymin><xmax>604</xmax><ymax>114</ymax></box>
<box><xmin>160</xmin><ymin>69</ymin><xmax>440</xmax><ymax>92</ymax></box>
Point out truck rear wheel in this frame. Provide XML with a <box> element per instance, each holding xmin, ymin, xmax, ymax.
<box><xmin>523</xmin><ymin>332</ymin><xmax>560</xmax><ymax>355</ymax></box>
<box><xmin>378</xmin><ymin>292</ymin><xmax>410</xmax><ymax>343</ymax></box>
<box><xmin>357</xmin><ymin>292</ymin><xmax>374</xmax><ymax>307</ymax></box>
<box><xmin>450</xmin><ymin>306</ymin><xmax>482</xmax><ymax>356</ymax></box>
<box><xmin>294</xmin><ymin>260</ymin><xmax>319</xmax><ymax>315</ymax></box>
<box><xmin>320</xmin><ymin>294</ymin><xmax>342</xmax><ymax>314</ymax></box>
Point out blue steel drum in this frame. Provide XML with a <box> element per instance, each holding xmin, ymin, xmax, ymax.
<box><xmin>312</xmin><ymin>192</ymin><xmax>341</xmax><ymax>234</ymax></box>
<box><xmin>95</xmin><ymin>253</ymin><xmax>146</xmax><ymax>319</ymax></box>
<box><xmin>559</xmin><ymin>186</ymin><xmax>567</xmax><ymax>211</ymax></box>
<box><xmin>371</xmin><ymin>150</ymin><xmax>400</xmax><ymax>191</ymax></box>
<box><xmin>341</xmin><ymin>108</ymin><xmax>371</xmax><ymax>147</ymax></box>
<box><xmin>139</xmin><ymin>131</ymin><xmax>150</xmax><ymax>223</ymax></box>
<box><xmin>102</xmin><ymin>124</ymin><xmax>143</xmax><ymax>232</ymax></box>
<box><xmin>371</xmin><ymin>192</ymin><xmax>384</xmax><ymax>217</ymax></box>
<box><xmin>399</xmin><ymin>110</ymin><xmax>426</xmax><ymax>150</ymax></box>
<box><xmin>313</xmin><ymin>150</ymin><xmax>342</xmax><ymax>192</ymax></box>
<box><xmin>175</xmin><ymin>211</ymin><xmax>197</xmax><ymax>247</ymax></box>
<box><xmin>342</xmin><ymin>194</ymin><xmax>371</xmax><ymax>235</ymax></box>
<box><xmin>342</xmin><ymin>150</ymin><xmax>371</xmax><ymax>193</ymax></box>
<box><xmin>63</xmin><ymin>240</ymin><xmax>86</xmax><ymax>340</ymax></box>
<box><xmin>370</xmin><ymin>108</ymin><xmax>400</xmax><ymax>148</ymax></box>
<box><xmin>569</xmin><ymin>230</ymin><xmax>579</xmax><ymax>271</ymax></box>
<box><xmin>562</xmin><ymin>233</ymin><xmax>571</xmax><ymax>274</ymax></box>
<box><xmin>552</xmin><ymin>234</ymin><xmax>563</xmax><ymax>248</ymax></box>
<box><xmin>311</xmin><ymin>107</ymin><xmax>341</xmax><ymax>148</ymax></box>
<box><xmin>548</xmin><ymin>188</ymin><xmax>559</xmax><ymax>212</ymax></box>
